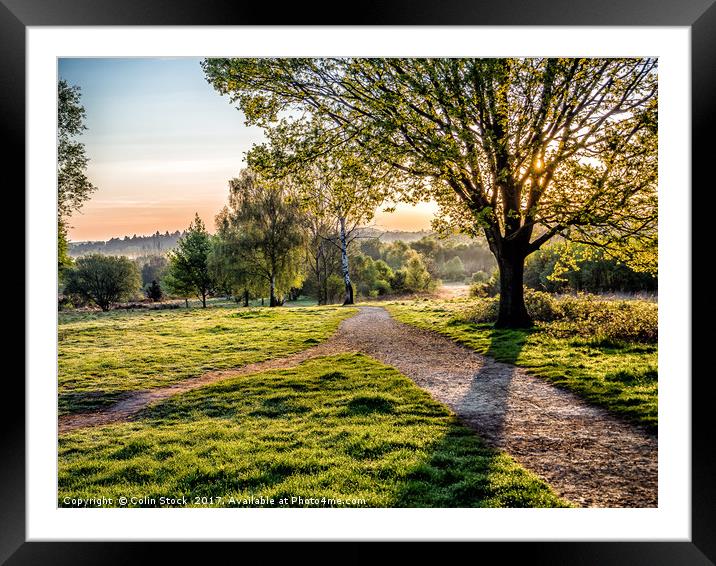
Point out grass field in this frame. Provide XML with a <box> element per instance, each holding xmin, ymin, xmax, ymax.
<box><xmin>58</xmin><ymin>354</ymin><xmax>569</xmax><ymax>508</ymax></box>
<box><xmin>58</xmin><ymin>305</ymin><xmax>355</xmax><ymax>415</ymax></box>
<box><xmin>384</xmin><ymin>299</ymin><xmax>657</xmax><ymax>429</ymax></box>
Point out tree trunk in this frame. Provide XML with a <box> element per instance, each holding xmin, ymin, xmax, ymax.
<box><xmin>495</xmin><ymin>253</ymin><xmax>532</xmax><ymax>328</ymax></box>
<box><xmin>269</xmin><ymin>274</ymin><xmax>279</xmax><ymax>307</ymax></box>
<box><xmin>322</xmin><ymin>251</ymin><xmax>329</xmax><ymax>305</ymax></box>
<box><xmin>316</xmin><ymin>249</ymin><xmax>325</xmax><ymax>305</ymax></box>
<box><xmin>201</xmin><ymin>292</ymin><xmax>207</xmax><ymax>308</ymax></box>
<box><xmin>243</xmin><ymin>289</ymin><xmax>249</xmax><ymax>307</ymax></box>
<box><xmin>185</xmin><ymin>298</ymin><xmax>189</xmax><ymax>308</ymax></box>
<box><xmin>339</xmin><ymin>216</ymin><xmax>354</xmax><ymax>305</ymax></box>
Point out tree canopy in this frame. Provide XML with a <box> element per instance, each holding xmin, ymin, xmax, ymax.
<box><xmin>214</xmin><ymin>169</ymin><xmax>305</xmax><ymax>306</ymax></box>
<box><xmin>203</xmin><ymin>57</ymin><xmax>657</xmax><ymax>326</ymax></box>
<box><xmin>58</xmin><ymin>79</ymin><xmax>97</xmax><ymax>273</ymax></box>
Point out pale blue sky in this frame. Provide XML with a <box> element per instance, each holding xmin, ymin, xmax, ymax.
<box><xmin>59</xmin><ymin>58</ymin><xmax>435</xmax><ymax>241</ymax></box>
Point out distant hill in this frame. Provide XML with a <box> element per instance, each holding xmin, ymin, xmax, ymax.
<box><xmin>69</xmin><ymin>228</ymin><xmax>466</xmax><ymax>259</ymax></box>
<box><xmin>360</xmin><ymin>228</ymin><xmax>433</xmax><ymax>242</ymax></box>
<box><xmin>69</xmin><ymin>230</ymin><xmax>184</xmax><ymax>258</ymax></box>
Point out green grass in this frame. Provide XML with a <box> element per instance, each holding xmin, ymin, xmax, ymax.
<box><xmin>384</xmin><ymin>299</ymin><xmax>657</xmax><ymax>430</ymax></box>
<box><xmin>58</xmin><ymin>354</ymin><xmax>569</xmax><ymax>508</ymax></box>
<box><xmin>58</xmin><ymin>305</ymin><xmax>355</xmax><ymax>415</ymax></box>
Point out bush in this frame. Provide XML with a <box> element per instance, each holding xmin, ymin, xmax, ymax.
<box><xmin>461</xmin><ymin>297</ymin><xmax>500</xmax><ymax>323</ymax></box>
<box><xmin>64</xmin><ymin>254</ymin><xmax>141</xmax><ymax>311</ymax></box>
<box><xmin>145</xmin><ymin>279</ymin><xmax>164</xmax><ymax>302</ymax></box>
<box><xmin>460</xmin><ymin>290</ymin><xmax>657</xmax><ymax>344</ymax></box>
<box><xmin>470</xmin><ymin>269</ymin><xmax>500</xmax><ymax>298</ymax></box>
<box><xmin>524</xmin><ymin>290</ymin><xmax>562</xmax><ymax>322</ymax></box>
<box><xmin>326</xmin><ymin>274</ymin><xmax>345</xmax><ymax>304</ymax></box>
<box><xmin>403</xmin><ymin>251</ymin><xmax>435</xmax><ymax>292</ymax></box>
<box><xmin>389</xmin><ymin>269</ymin><xmax>407</xmax><ymax>293</ymax></box>
<box><xmin>471</xmin><ymin>270</ymin><xmax>489</xmax><ymax>284</ymax></box>
<box><xmin>559</xmin><ymin>296</ymin><xmax>657</xmax><ymax>344</ymax></box>
<box><xmin>374</xmin><ymin>279</ymin><xmax>392</xmax><ymax>296</ymax></box>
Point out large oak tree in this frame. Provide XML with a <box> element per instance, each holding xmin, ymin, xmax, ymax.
<box><xmin>203</xmin><ymin>58</ymin><xmax>657</xmax><ymax>327</ymax></box>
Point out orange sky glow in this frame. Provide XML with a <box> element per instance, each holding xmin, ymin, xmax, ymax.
<box><xmin>61</xmin><ymin>58</ymin><xmax>439</xmax><ymax>242</ymax></box>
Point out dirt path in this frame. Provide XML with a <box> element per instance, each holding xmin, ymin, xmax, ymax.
<box><xmin>59</xmin><ymin>306</ymin><xmax>657</xmax><ymax>508</ymax></box>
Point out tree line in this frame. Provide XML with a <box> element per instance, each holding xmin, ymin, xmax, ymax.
<box><xmin>58</xmin><ymin>58</ymin><xmax>658</xmax><ymax>324</ymax></box>
<box><xmin>202</xmin><ymin>57</ymin><xmax>657</xmax><ymax>327</ymax></box>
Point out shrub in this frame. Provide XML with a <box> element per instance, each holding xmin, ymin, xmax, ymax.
<box><xmin>389</xmin><ymin>269</ymin><xmax>407</xmax><ymax>293</ymax></box>
<box><xmin>145</xmin><ymin>279</ymin><xmax>164</xmax><ymax>302</ymax></box>
<box><xmin>326</xmin><ymin>274</ymin><xmax>345</xmax><ymax>304</ymax></box>
<box><xmin>460</xmin><ymin>297</ymin><xmax>500</xmax><ymax>323</ymax></box>
<box><xmin>374</xmin><ymin>279</ymin><xmax>392</xmax><ymax>296</ymax></box>
<box><xmin>547</xmin><ymin>295</ymin><xmax>657</xmax><ymax>344</ymax></box>
<box><xmin>459</xmin><ymin>290</ymin><xmax>657</xmax><ymax>344</ymax></box>
<box><xmin>64</xmin><ymin>254</ymin><xmax>141</xmax><ymax>311</ymax></box>
<box><xmin>471</xmin><ymin>270</ymin><xmax>489</xmax><ymax>284</ymax></box>
<box><xmin>583</xmin><ymin>300</ymin><xmax>657</xmax><ymax>344</ymax></box>
<box><xmin>468</xmin><ymin>283</ymin><xmax>489</xmax><ymax>298</ymax></box>
<box><xmin>404</xmin><ymin>251</ymin><xmax>435</xmax><ymax>292</ymax></box>
<box><xmin>524</xmin><ymin>289</ymin><xmax>562</xmax><ymax>322</ymax></box>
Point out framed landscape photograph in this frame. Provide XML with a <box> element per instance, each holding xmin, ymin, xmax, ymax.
<box><xmin>8</xmin><ymin>0</ymin><xmax>715</xmax><ymax>562</ymax></box>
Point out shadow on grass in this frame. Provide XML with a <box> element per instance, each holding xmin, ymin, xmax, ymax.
<box><xmin>392</xmin><ymin>417</ymin><xmax>567</xmax><ymax>508</ymax></box>
<box><xmin>58</xmin><ymin>355</ymin><xmax>567</xmax><ymax>508</ymax></box>
<box><xmin>58</xmin><ymin>390</ymin><xmax>126</xmax><ymax>416</ymax></box>
<box><xmin>484</xmin><ymin>326</ymin><xmax>534</xmax><ymax>365</ymax></box>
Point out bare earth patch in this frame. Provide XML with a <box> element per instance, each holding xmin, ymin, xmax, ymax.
<box><xmin>58</xmin><ymin>306</ymin><xmax>657</xmax><ymax>508</ymax></box>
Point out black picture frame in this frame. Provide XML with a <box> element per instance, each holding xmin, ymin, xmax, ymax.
<box><xmin>6</xmin><ymin>0</ymin><xmax>714</xmax><ymax>562</ymax></box>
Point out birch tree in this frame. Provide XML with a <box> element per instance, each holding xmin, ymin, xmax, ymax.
<box><xmin>203</xmin><ymin>57</ymin><xmax>657</xmax><ymax>327</ymax></box>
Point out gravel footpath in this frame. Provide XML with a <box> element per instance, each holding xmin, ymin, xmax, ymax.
<box><xmin>59</xmin><ymin>306</ymin><xmax>657</xmax><ymax>507</ymax></box>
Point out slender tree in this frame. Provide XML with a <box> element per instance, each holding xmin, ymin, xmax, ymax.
<box><xmin>203</xmin><ymin>57</ymin><xmax>657</xmax><ymax>327</ymax></box>
<box><xmin>165</xmin><ymin>214</ymin><xmax>214</xmax><ymax>308</ymax></box>
<box><xmin>248</xmin><ymin>123</ymin><xmax>391</xmax><ymax>305</ymax></box>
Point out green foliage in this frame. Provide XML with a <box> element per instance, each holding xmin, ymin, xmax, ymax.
<box><xmin>403</xmin><ymin>251</ymin><xmax>437</xmax><ymax>293</ymax></box>
<box><xmin>215</xmin><ymin>169</ymin><xmax>306</xmax><ymax>306</ymax></box>
<box><xmin>58</xmin><ymin>218</ymin><xmax>73</xmax><ymax>277</ymax></box>
<box><xmin>58</xmin><ymin>79</ymin><xmax>97</xmax><ymax>221</ymax></box>
<box><xmin>58</xmin><ymin>304</ymin><xmax>356</xmax><ymax>414</ymax></box>
<box><xmin>140</xmin><ymin>255</ymin><xmax>168</xmax><ymax>288</ymax></box>
<box><xmin>383</xmin><ymin>240</ymin><xmax>412</xmax><ymax>271</ymax></box>
<box><xmin>202</xmin><ymin>57</ymin><xmax>658</xmax><ymax>325</ymax></box>
<box><xmin>325</xmin><ymin>274</ymin><xmax>346</xmax><ymax>304</ymax></box>
<box><xmin>385</xmin><ymin>299</ymin><xmax>657</xmax><ymax>429</ymax></box>
<box><xmin>145</xmin><ymin>280</ymin><xmax>163</xmax><ymax>302</ymax></box>
<box><xmin>164</xmin><ymin>214</ymin><xmax>215</xmax><ymax>307</ymax></box>
<box><xmin>524</xmin><ymin>242</ymin><xmax>657</xmax><ymax>294</ymax></box>
<box><xmin>550</xmin><ymin>295</ymin><xmax>658</xmax><ymax>344</ymax></box>
<box><xmin>350</xmin><ymin>253</ymin><xmax>394</xmax><ymax>298</ymax></box>
<box><xmin>470</xmin><ymin>270</ymin><xmax>489</xmax><ymax>284</ymax></box>
<box><xmin>64</xmin><ymin>254</ymin><xmax>140</xmax><ymax>311</ymax></box>
<box><xmin>441</xmin><ymin>256</ymin><xmax>466</xmax><ymax>281</ymax></box>
<box><xmin>459</xmin><ymin>291</ymin><xmax>657</xmax><ymax>345</ymax></box>
<box><xmin>469</xmin><ymin>269</ymin><xmax>500</xmax><ymax>298</ymax></box>
<box><xmin>59</xmin><ymin>354</ymin><xmax>568</xmax><ymax>508</ymax></box>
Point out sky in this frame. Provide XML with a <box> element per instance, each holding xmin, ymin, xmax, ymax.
<box><xmin>59</xmin><ymin>58</ymin><xmax>437</xmax><ymax>242</ymax></box>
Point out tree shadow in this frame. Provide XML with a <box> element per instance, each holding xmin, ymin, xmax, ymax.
<box><xmin>484</xmin><ymin>325</ymin><xmax>534</xmax><ymax>365</ymax></box>
<box><xmin>391</xmin><ymin>416</ymin><xmax>566</xmax><ymax>507</ymax></box>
